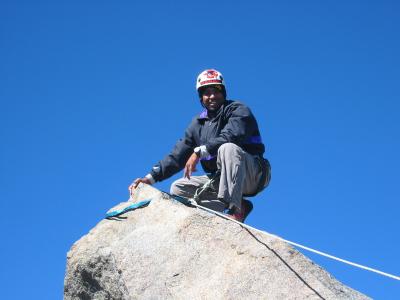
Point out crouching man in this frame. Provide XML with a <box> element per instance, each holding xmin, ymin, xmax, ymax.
<box><xmin>130</xmin><ymin>69</ymin><xmax>271</xmax><ymax>222</ymax></box>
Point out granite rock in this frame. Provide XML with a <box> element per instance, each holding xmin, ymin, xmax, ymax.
<box><xmin>64</xmin><ymin>184</ymin><xmax>370</xmax><ymax>300</ymax></box>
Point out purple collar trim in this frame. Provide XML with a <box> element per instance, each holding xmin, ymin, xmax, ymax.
<box><xmin>199</xmin><ymin>109</ymin><xmax>208</xmax><ymax>119</ymax></box>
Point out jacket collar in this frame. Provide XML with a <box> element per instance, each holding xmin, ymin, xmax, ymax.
<box><xmin>198</xmin><ymin>109</ymin><xmax>208</xmax><ymax>120</ymax></box>
<box><xmin>197</xmin><ymin>100</ymin><xmax>228</xmax><ymax>120</ymax></box>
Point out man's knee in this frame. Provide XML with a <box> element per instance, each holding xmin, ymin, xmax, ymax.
<box><xmin>218</xmin><ymin>142</ymin><xmax>241</xmax><ymax>157</ymax></box>
<box><xmin>170</xmin><ymin>178</ymin><xmax>185</xmax><ymax>195</ymax></box>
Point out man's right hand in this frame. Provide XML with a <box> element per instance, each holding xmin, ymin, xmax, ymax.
<box><xmin>184</xmin><ymin>152</ymin><xmax>200</xmax><ymax>180</ymax></box>
<box><xmin>129</xmin><ymin>177</ymin><xmax>153</xmax><ymax>196</ymax></box>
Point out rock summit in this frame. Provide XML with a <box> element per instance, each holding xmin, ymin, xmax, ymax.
<box><xmin>64</xmin><ymin>184</ymin><xmax>369</xmax><ymax>299</ymax></box>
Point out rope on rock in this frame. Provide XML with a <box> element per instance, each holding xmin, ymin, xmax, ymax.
<box><xmin>168</xmin><ymin>193</ymin><xmax>400</xmax><ymax>282</ymax></box>
<box><xmin>105</xmin><ymin>193</ymin><xmax>400</xmax><ymax>281</ymax></box>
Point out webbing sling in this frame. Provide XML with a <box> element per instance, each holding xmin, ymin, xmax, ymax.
<box><xmin>104</xmin><ymin>193</ymin><xmax>400</xmax><ymax>281</ymax></box>
<box><xmin>105</xmin><ymin>195</ymin><xmax>194</xmax><ymax>218</ymax></box>
<box><xmin>105</xmin><ymin>200</ymin><xmax>151</xmax><ymax>218</ymax></box>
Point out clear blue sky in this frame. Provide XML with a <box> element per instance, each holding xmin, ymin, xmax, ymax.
<box><xmin>1</xmin><ymin>1</ymin><xmax>399</xmax><ymax>298</ymax></box>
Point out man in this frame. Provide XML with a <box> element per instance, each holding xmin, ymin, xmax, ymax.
<box><xmin>130</xmin><ymin>69</ymin><xmax>270</xmax><ymax>222</ymax></box>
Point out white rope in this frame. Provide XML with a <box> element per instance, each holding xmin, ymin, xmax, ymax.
<box><xmin>187</xmin><ymin>198</ymin><xmax>400</xmax><ymax>281</ymax></box>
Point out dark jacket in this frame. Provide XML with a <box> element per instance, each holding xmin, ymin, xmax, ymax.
<box><xmin>150</xmin><ymin>100</ymin><xmax>266</xmax><ymax>182</ymax></box>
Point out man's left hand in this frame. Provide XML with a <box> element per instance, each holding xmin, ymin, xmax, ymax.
<box><xmin>184</xmin><ymin>152</ymin><xmax>199</xmax><ymax>180</ymax></box>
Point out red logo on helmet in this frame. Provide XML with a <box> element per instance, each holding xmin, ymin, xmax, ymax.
<box><xmin>205</xmin><ymin>70</ymin><xmax>219</xmax><ymax>79</ymax></box>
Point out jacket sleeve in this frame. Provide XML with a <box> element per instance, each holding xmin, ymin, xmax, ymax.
<box><xmin>205</xmin><ymin>103</ymin><xmax>257</xmax><ymax>155</ymax></box>
<box><xmin>150</xmin><ymin>120</ymin><xmax>197</xmax><ymax>182</ymax></box>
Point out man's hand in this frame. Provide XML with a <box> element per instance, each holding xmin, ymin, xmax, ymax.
<box><xmin>129</xmin><ymin>177</ymin><xmax>152</xmax><ymax>196</ymax></box>
<box><xmin>184</xmin><ymin>152</ymin><xmax>200</xmax><ymax>180</ymax></box>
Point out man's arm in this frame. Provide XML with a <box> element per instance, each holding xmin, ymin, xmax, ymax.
<box><xmin>129</xmin><ymin>119</ymin><xmax>197</xmax><ymax>192</ymax></box>
<box><xmin>149</xmin><ymin>135</ymin><xmax>194</xmax><ymax>182</ymax></box>
<box><xmin>205</xmin><ymin>103</ymin><xmax>257</xmax><ymax>155</ymax></box>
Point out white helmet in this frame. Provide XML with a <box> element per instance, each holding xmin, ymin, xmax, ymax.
<box><xmin>196</xmin><ymin>69</ymin><xmax>226</xmax><ymax>91</ymax></box>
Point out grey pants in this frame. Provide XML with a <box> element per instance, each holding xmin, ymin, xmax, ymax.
<box><xmin>170</xmin><ymin>143</ymin><xmax>269</xmax><ymax>212</ymax></box>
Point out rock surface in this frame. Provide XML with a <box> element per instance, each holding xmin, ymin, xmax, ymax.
<box><xmin>64</xmin><ymin>184</ymin><xmax>370</xmax><ymax>299</ymax></box>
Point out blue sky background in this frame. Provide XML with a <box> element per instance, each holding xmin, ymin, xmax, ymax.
<box><xmin>1</xmin><ymin>1</ymin><xmax>399</xmax><ymax>298</ymax></box>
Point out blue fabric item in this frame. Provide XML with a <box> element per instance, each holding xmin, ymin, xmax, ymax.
<box><xmin>246</xmin><ymin>135</ymin><xmax>262</xmax><ymax>144</ymax></box>
<box><xmin>199</xmin><ymin>109</ymin><xmax>208</xmax><ymax>119</ymax></box>
<box><xmin>105</xmin><ymin>199</ymin><xmax>151</xmax><ymax>218</ymax></box>
<box><xmin>200</xmin><ymin>154</ymin><xmax>216</xmax><ymax>161</ymax></box>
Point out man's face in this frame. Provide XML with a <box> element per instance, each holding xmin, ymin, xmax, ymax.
<box><xmin>201</xmin><ymin>86</ymin><xmax>225</xmax><ymax>111</ymax></box>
